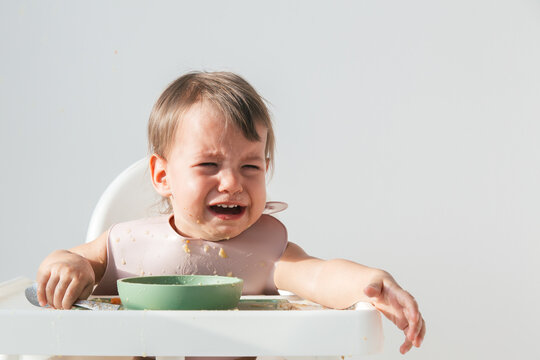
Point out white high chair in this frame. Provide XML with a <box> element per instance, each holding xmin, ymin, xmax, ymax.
<box><xmin>0</xmin><ymin>158</ymin><xmax>382</xmax><ymax>360</ymax></box>
<box><xmin>85</xmin><ymin>157</ymin><xmax>164</xmax><ymax>243</ymax></box>
<box><xmin>81</xmin><ymin>157</ymin><xmax>383</xmax><ymax>360</ymax></box>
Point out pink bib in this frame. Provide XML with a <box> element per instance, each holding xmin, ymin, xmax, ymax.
<box><xmin>93</xmin><ymin>214</ymin><xmax>288</xmax><ymax>296</ymax></box>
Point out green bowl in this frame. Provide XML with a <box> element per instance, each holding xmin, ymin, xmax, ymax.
<box><xmin>117</xmin><ymin>275</ymin><xmax>243</xmax><ymax>310</ymax></box>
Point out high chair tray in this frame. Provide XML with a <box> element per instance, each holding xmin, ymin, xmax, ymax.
<box><xmin>0</xmin><ymin>277</ymin><xmax>383</xmax><ymax>357</ymax></box>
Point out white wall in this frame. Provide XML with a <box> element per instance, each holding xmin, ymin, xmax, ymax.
<box><xmin>1</xmin><ymin>1</ymin><xmax>539</xmax><ymax>359</ymax></box>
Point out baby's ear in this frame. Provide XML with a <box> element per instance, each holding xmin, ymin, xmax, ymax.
<box><xmin>149</xmin><ymin>154</ymin><xmax>172</xmax><ymax>197</ymax></box>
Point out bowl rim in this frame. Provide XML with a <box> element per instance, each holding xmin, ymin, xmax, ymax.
<box><xmin>117</xmin><ymin>274</ymin><xmax>244</xmax><ymax>288</ymax></box>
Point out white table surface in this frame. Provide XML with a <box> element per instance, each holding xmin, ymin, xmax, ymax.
<box><xmin>0</xmin><ymin>277</ymin><xmax>383</xmax><ymax>357</ymax></box>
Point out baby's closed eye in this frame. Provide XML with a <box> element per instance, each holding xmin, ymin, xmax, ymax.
<box><xmin>193</xmin><ymin>162</ymin><xmax>220</xmax><ymax>175</ymax></box>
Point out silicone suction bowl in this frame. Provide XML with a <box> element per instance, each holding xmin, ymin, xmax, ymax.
<box><xmin>117</xmin><ymin>275</ymin><xmax>243</xmax><ymax>310</ymax></box>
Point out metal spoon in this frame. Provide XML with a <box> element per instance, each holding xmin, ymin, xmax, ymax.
<box><xmin>25</xmin><ymin>282</ymin><xmax>121</xmax><ymax>310</ymax></box>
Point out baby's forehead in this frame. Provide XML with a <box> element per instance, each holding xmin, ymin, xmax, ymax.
<box><xmin>164</xmin><ymin>99</ymin><xmax>267</xmax><ymax>158</ymax></box>
<box><xmin>176</xmin><ymin>101</ymin><xmax>228</xmax><ymax>130</ymax></box>
<box><xmin>186</xmin><ymin>99</ymin><xmax>222</xmax><ymax>116</ymax></box>
<box><xmin>172</xmin><ymin>127</ymin><xmax>266</xmax><ymax>160</ymax></box>
<box><xmin>179</xmin><ymin>101</ymin><xmax>266</xmax><ymax>135</ymax></box>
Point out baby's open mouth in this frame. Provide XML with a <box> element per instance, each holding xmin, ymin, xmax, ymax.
<box><xmin>209</xmin><ymin>204</ymin><xmax>245</xmax><ymax>216</ymax></box>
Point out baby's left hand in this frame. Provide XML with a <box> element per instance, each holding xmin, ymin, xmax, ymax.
<box><xmin>363</xmin><ymin>274</ymin><xmax>426</xmax><ymax>354</ymax></box>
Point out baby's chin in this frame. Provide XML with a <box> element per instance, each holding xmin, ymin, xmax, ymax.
<box><xmin>200</xmin><ymin>209</ymin><xmax>263</xmax><ymax>241</ymax></box>
<box><xmin>202</xmin><ymin>226</ymin><xmax>248</xmax><ymax>241</ymax></box>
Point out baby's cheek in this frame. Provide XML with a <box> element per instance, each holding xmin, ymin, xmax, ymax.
<box><xmin>185</xmin><ymin>202</ymin><xmax>204</xmax><ymax>221</ymax></box>
<box><xmin>180</xmin><ymin>181</ymin><xmax>208</xmax><ymax>212</ymax></box>
<box><xmin>172</xmin><ymin>197</ymin><xmax>202</xmax><ymax>224</ymax></box>
<box><xmin>254</xmin><ymin>190</ymin><xmax>268</xmax><ymax>214</ymax></box>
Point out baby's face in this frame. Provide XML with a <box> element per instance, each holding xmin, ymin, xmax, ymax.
<box><xmin>163</xmin><ymin>101</ymin><xmax>268</xmax><ymax>241</ymax></box>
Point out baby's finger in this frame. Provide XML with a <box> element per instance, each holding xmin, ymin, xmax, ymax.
<box><xmin>400</xmin><ymin>291</ymin><xmax>419</xmax><ymax>318</ymax></box>
<box><xmin>396</xmin><ymin>293</ymin><xmax>419</xmax><ymax>340</ymax></box>
<box><xmin>400</xmin><ymin>337</ymin><xmax>414</xmax><ymax>354</ymax></box>
<box><xmin>36</xmin><ymin>274</ymin><xmax>51</xmax><ymax>307</ymax></box>
<box><xmin>414</xmin><ymin>317</ymin><xmax>426</xmax><ymax>347</ymax></box>
<box><xmin>62</xmin><ymin>281</ymin><xmax>83</xmax><ymax>310</ymax></box>
<box><xmin>363</xmin><ymin>282</ymin><xmax>383</xmax><ymax>299</ymax></box>
<box><xmin>405</xmin><ymin>308</ymin><xmax>420</xmax><ymax>342</ymax></box>
<box><xmin>371</xmin><ymin>303</ymin><xmax>399</xmax><ymax>327</ymax></box>
<box><xmin>79</xmin><ymin>281</ymin><xmax>94</xmax><ymax>300</ymax></box>
<box><xmin>412</xmin><ymin>313</ymin><xmax>424</xmax><ymax>344</ymax></box>
<box><xmin>45</xmin><ymin>276</ymin><xmax>60</xmax><ymax>308</ymax></box>
<box><xmin>53</xmin><ymin>279</ymin><xmax>70</xmax><ymax>309</ymax></box>
<box><xmin>374</xmin><ymin>303</ymin><xmax>411</xmax><ymax>334</ymax></box>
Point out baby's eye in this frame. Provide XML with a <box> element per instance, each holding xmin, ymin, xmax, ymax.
<box><xmin>199</xmin><ymin>162</ymin><xmax>218</xmax><ymax>167</ymax></box>
<box><xmin>242</xmin><ymin>164</ymin><xmax>260</xmax><ymax>170</ymax></box>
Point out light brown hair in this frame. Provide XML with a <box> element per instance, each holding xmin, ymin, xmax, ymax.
<box><xmin>148</xmin><ymin>71</ymin><xmax>275</xmax><ymax>172</ymax></box>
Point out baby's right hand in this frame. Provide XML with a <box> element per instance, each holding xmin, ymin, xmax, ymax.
<box><xmin>36</xmin><ymin>250</ymin><xmax>95</xmax><ymax>309</ymax></box>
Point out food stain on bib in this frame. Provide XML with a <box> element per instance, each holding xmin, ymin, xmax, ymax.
<box><xmin>183</xmin><ymin>244</ymin><xmax>191</xmax><ymax>254</ymax></box>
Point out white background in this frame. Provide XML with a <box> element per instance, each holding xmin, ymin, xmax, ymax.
<box><xmin>1</xmin><ymin>1</ymin><xmax>539</xmax><ymax>359</ymax></box>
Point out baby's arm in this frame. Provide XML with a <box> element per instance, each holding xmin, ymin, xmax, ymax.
<box><xmin>274</xmin><ymin>242</ymin><xmax>425</xmax><ymax>354</ymax></box>
<box><xmin>36</xmin><ymin>231</ymin><xmax>108</xmax><ymax>309</ymax></box>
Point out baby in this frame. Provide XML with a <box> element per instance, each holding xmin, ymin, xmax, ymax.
<box><xmin>37</xmin><ymin>71</ymin><xmax>425</xmax><ymax>354</ymax></box>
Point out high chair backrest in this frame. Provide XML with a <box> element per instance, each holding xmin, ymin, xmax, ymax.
<box><xmin>85</xmin><ymin>157</ymin><xmax>165</xmax><ymax>243</ymax></box>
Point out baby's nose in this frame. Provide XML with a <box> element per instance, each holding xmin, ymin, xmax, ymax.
<box><xmin>217</xmin><ymin>170</ymin><xmax>243</xmax><ymax>194</ymax></box>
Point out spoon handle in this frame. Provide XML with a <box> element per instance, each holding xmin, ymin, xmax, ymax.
<box><xmin>74</xmin><ymin>299</ymin><xmax>121</xmax><ymax>311</ymax></box>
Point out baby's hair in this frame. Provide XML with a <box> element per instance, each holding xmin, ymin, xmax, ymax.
<box><xmin>148</xmin><ymin>71</ymin><xmax>275</xmax><ymax>172</ymax></box>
